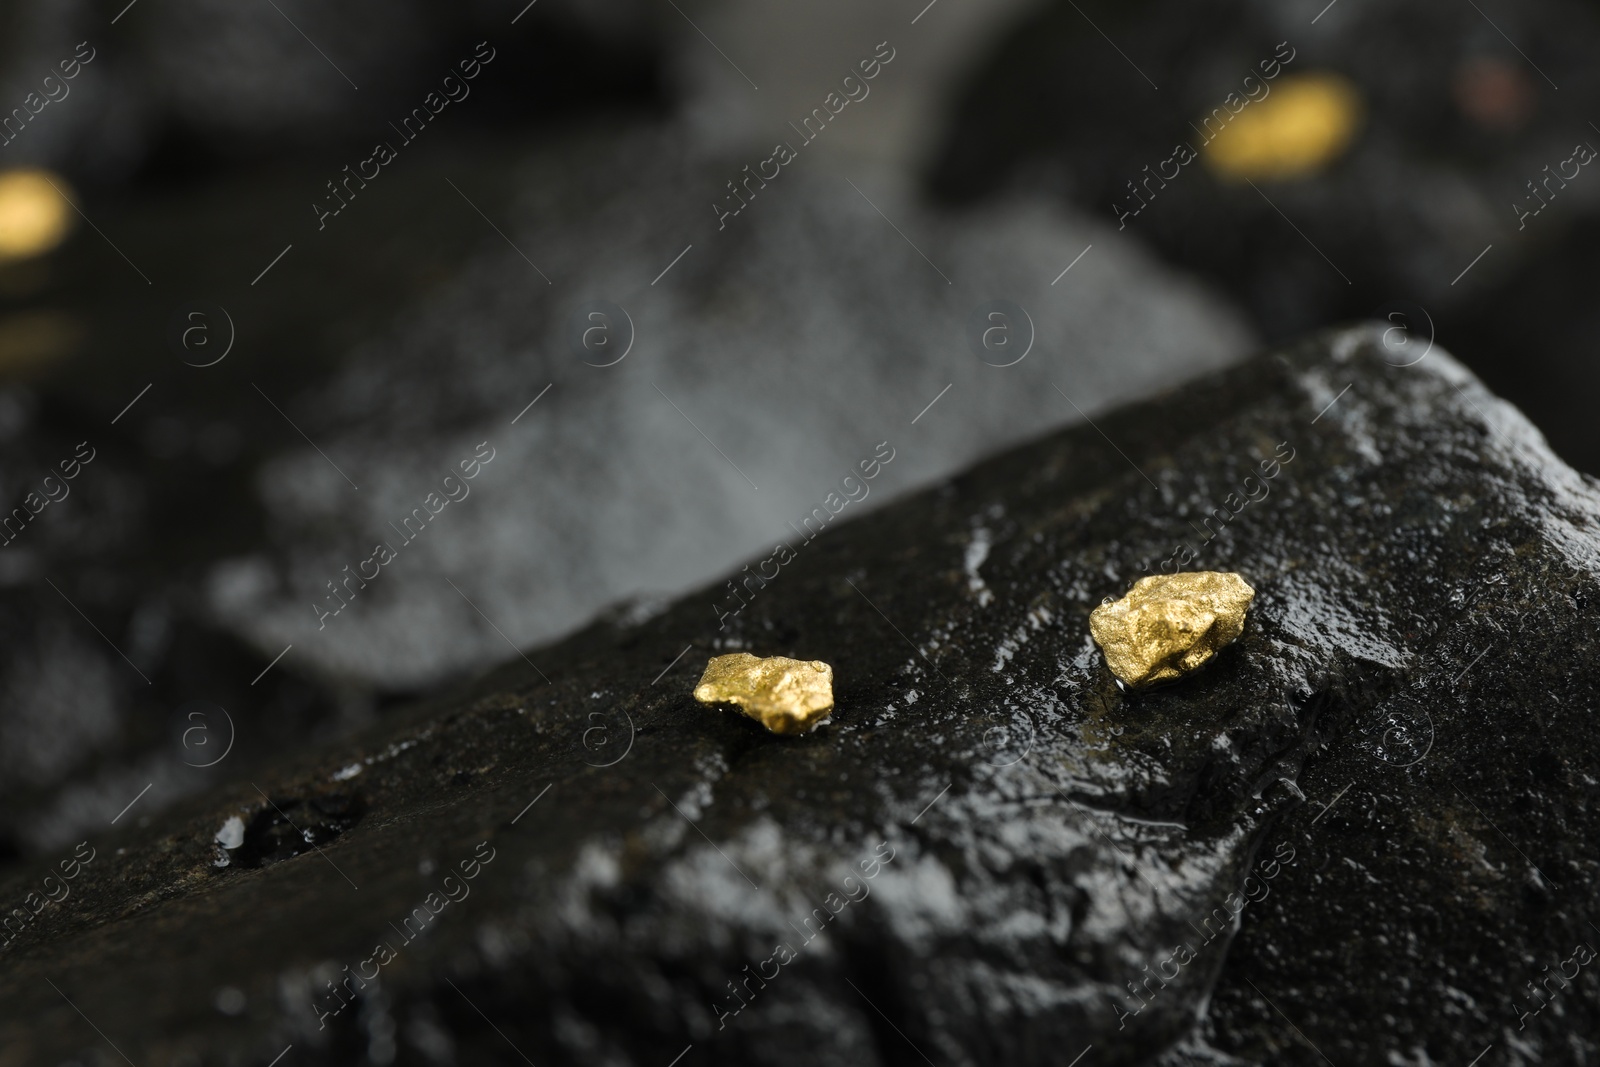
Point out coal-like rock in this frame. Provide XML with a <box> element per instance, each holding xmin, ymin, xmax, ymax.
<box><xmin>2</xmin><ymin>323</ymin><xmax>1595</xmax><ymax>1065</ymax></box>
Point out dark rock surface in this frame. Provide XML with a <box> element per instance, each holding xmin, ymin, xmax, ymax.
<box><xmin>3</xmin><ymin>323</ymin><xmax>1597</xmax><ymax>1067</ymax></box>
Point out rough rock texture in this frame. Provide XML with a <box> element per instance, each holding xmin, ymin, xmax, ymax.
<box><xmin>3</xmin><ymin>324</ymin><xmax>1597</xmax><ymax>1067</ymax></box>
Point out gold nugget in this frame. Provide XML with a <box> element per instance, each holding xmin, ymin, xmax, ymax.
<box><xmin>0</xmin><ymin>169</ymin><xmax>73</xmax><ymax>264</ymax></box>
<box><xmin>1202</xmin><ymin>73</ymin><xmax>1363</xmax><ymax>182</ymax></box>
<box><xmin>694</xmin><ymin>653</ymin><xmax>834</xmax><ymax>735</ymax></box>
<box><xmin>1089</xmin><ymin>572</ymin><xmax>1254</xmax><ymax>688</ymax></box>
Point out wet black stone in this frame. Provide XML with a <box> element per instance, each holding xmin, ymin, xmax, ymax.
<box><xmin>2</xmin><ymin>324</ymin><xmax>1598</xmax><ymax>1066</ymax></box>
<box><xmin>225</xmin><ymin>792</ymin><xmax>364</xmax><ymax>870</ymax></box>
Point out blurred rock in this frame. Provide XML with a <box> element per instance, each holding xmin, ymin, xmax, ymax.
<box><xmin>671</xmin><ymin>0</ymin><xmax>1037</xmax><ymax>169</ymax></box>
<box><xmin>0</xmin><ymin>385</ymin><xmax>350</xmax><ymax>859</ymax></box>
<box><xmin>0</xmin><ymin>0</ymin><xmax>665</xmax><ymax>180</ymax></box>
<box><xmin>925</xmin><ymin>0</ymin><xmax>1600</xmax><ymax>471</ymax></box>
<box><xmin>202</xmin><ymin>124</ymin><xmax>1253</xmax><ymax>691</ymax></box>
<box><xmin>2</xmin><ymin>325</ymin><xmax>1597</xmax><ymax>1066</ymax></box>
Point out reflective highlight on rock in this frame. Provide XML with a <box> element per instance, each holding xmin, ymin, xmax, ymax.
<box><xmin>693</xmin><ymin>653</ymin><xmax>835</xmax><ymax>734</ymax></box>
<box><xmin>1089</xmin><ymin>572</ymin><xmax>1255</xmax><ymax>687</ymax></box>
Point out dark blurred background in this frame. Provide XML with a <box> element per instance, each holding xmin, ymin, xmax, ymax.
<box><xmin>0</xmin><ymin>0</ymin><xmax>1591</xmax><ymax>873</ymax></box>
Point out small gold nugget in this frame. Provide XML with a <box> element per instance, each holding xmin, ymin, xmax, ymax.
<box><xmin>1089</xmin><ymin>572</ymin><xmax>1254</xmax><ymax>688</ymax></box>
<box><xmin>694</xmin><ymin>653</ymin><xmax>835</xmax><ymax>735</ymax></box>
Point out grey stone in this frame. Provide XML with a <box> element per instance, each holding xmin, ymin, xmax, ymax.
<box><xmin>204</xmin><ymin>125</ymin><xmax>1253</xmax><ymax>691</ymax></box>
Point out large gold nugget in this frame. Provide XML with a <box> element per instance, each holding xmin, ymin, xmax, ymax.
<box><xmin>693</xmin><ymin>653</ymin><xmax>835</xmax><ymax>735</ymax></box>
<box><xmin>1089</xmin><ymin>572</ymin><xmax>1255</xmax><ymax>688</ymax></box>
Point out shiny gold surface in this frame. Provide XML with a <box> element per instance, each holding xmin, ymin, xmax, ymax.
<box><xmin>0</xmin><ymin>170</ymin><xmax>73</xmax><ymax>264</ymax></box>
<box><xmin>1089</xmin><ymin>572</ymin><xmax>1254</xmax><ymax>687</ymax></box>
<box><xmin>1203</xmin><ymin>73</ymin><xmax>1362</xmax><ymax>182</ymax></box>
<box><xmin>693</xmin><ymin>653</ymin><xmax>835</xmax><ymax>735</ymax></box>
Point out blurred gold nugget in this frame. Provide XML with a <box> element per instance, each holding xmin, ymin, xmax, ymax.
<box><xmin>694</xmin><ymin>653</ymin><xmax>834</xmax><ymax>735</ymax></box>
<box><xmin>1090</xmin><ymin>572</ymin><xmax>1254</xmax><ymax>688</ymax></box>
<box><xmin>0</xmin><ymin>169</ymin><xmax>73</xmax><ymax>264</ymax></box>
<box><xmin>1203</xmin><ymin>72</ymin><xmax>1362</xmax><ymax>181</ymax></box>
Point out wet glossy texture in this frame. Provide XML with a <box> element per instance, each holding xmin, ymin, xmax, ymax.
<box><xmin>3</xmin><ymin>326</ymin><xmax>1598</xmax><ymax>1066</ymax></box>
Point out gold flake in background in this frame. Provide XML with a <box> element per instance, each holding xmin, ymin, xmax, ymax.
<box><xmin>1089</xmin><ymin>572</ymin><xmax>1254</xmax><ymax>688</ymax></box>
<box><xmin>694</xmin><ymin>653</ymin><xmax>835</xmax><ymax>735</ymax></box>
<box><xmin>1203</xmin><ymin>73</ymin><xmax>1362</xmax><ymax>182</ymax></box>
<box><xmin>0</xmin><ymin>170</ymin><xmax>73</xmax><ymax>264</ymax></box>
